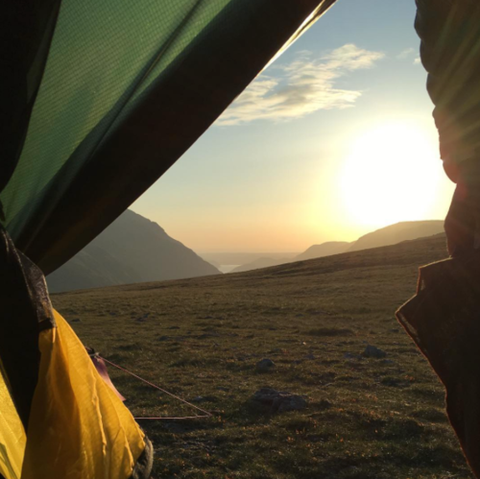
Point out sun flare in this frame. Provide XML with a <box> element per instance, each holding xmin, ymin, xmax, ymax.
<box><xmin>340</xmin><ymin>122</ymin><xmax>442</xmax><ymax>228</ymax></box>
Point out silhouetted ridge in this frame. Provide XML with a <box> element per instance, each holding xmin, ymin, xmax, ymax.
<box><xmin>47</xmin><ymin>210</ymin><xmax>220</xmax><ymax>292</ymax></box>
<box><xmin>348</xmin><ymin>221</ymin><xmax>444</xmax><ymax>252</ymax></box>
<box><xmin>231</xmin><ymin>257</ymin><xmax>291</xmax><ymax>273</ymax></box>
<box><xmin>295</xmin><ymin>241</ymin><xmax>351</xmax><ymax>261</ymax></box>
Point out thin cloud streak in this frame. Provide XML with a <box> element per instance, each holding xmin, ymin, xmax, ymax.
<box><xmin>217</xmin><ymin>44</ymin><xmax>385</xmax><ymax>126</ymax></box>
<box><xmin>397</xmin><ymin>47</ymin><xmax>416</xmax><ymax>59</ymax></box>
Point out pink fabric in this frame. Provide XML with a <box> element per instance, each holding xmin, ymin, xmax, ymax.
<box><xmin>91</xmin><ymin>355</ymin><xmax>125</xmax><ymax>402</ymax></box>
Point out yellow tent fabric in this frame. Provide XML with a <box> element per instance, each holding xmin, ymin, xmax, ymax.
<box><xmin>21</xmin><ymin>310</ymin><xmax>145</xmax><ymax>479</ymax></box>
<box><xmin>0</xmin><ymin>368</ymin><xmax>25</xmax><ymax>479</ymax></box>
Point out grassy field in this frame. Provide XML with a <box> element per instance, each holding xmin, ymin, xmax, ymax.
<box><xmin>52</xmin><ymin>234</ymin><xmax>474</xmax><ymax>479</ymax></box>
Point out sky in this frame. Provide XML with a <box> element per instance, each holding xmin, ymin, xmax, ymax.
<box><xmin>132</xmin><ymin>0</ymin><xmax>455</xmax><ymax>254</ymax></box>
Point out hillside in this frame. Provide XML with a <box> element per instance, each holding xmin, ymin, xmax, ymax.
<box><xmin>348</xmin><ymin>220</ymin><xmax>444</xmax><ymax>252</ymax></box>
<box><xmin>291</xmin><ymin>220</ymin><xmax>444</xmax><ymax>263</ymax></box>
<box><xmin>231</xmin><ymin>256</ymin><xmax>292</xmax><ymax>273</ymax></box>
<box><xmin>294</xmin><ymin>241</ymin><xmax>351</xmax><ymax>261</ymax></box>
<box><xmin>47</xmin><ymin>210</ymin><xmax>220</xmax><ymax>292</ymax></box>
<box><xmin>231</xmin><ymin>242</ymin><xmax>352</xmax><ymax>272</ymax></box>
<box><xmin>52</xmin><ymin>232</ymin><xmax>473</xmax><ymax>479</ymax></box>
<box><xmin>201</xmin><ymin>252</ymin><xmax>298</xmax><ymax>266</ymax></box>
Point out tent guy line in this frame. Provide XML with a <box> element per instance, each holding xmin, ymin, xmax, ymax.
<box><xmin>100</xmin><ymin>356</ymin><xmax>213</xmax><ymax>421</ymax></box>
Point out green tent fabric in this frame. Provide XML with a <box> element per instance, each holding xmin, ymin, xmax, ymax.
<box><xmin>0</xmin><ymin>0</ymin><xmax>62</xmax><ymax>199</ymax></box>
<box><xmin>1</xmin><ymin>0</ymin><xmax>336</xmax><ymax>276</ymax></box>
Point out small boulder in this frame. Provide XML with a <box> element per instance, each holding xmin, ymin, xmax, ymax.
<box><xmin>276</xmin><ymin>394</ymin><xmax>308</xmax><ymax>413</ymax></box>
<box><xmin>362</xmin><ymin>345</ymin><xmax>387</xmax><ymax>359</ymax></box>
<box><xmin>251</xmin><ymin>387</ymin><xmax>278</xmax><ymax>405</ymax></box>
<box><xmin>256</xmin><ymin>358</ymin><xmax>276</xmax><ymax>373</ymax></box>
<box><xmin>251</xmin><ymin>388</ymin><xmax>308</xmax><ymax>413</ymax></box>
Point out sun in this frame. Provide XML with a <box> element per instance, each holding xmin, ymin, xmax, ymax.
<box><xmin>339</xmin><ymin>122</ymin><xmax>442</xmax><ymax>229</ymax></box>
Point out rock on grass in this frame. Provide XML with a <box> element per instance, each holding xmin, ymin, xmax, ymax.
<box><xmin>362</xmin><ymin>345</ymin><xmax>387</xmax><ymax>359</ymax></box>
<box><xmin>256</xmin><ymin>358</ymin><xmax>276</xmax><ymax>373</ymax></box>
<box><xmin>251</xmin><ymin>388</ymin><xmax>308</xmax><ymax>413</ymax></box>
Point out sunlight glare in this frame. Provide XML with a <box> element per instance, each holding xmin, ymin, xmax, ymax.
<box><xmin>340</xmin><ymin>123</ymin><xmax>442</xmax><ymax>228</ymax></box>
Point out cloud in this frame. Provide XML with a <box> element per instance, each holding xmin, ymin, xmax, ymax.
<box><xmin>413</xmin><ymin>57</ymin><xmax>421</xmax><ymax>65</ymax></box>
<box><xmin>216</xmin><ymin>44</ymin><xmax>385</xmax><ymax>126</ymax></box>
<box><xmin>397</xmin><ymin>47</ymin><xmax>416</xmax><ymax>60</ymax></box>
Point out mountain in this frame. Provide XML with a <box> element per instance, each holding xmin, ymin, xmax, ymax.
<box><xmin>348</xmin><ymin>220</ymin><xmax>444</xmax><ymax>252</ymax></box>
<box><xmin>47</xmin><ymin>210</ymin><xmax>220</xmax><ymax>292</ymax></box>
<box><xmin>232</xmin><ymin>241</ymin><xmax>352</xmax><ymax>272</ymax></box>
<box><xmin>294</xmin><ymin>241</ymin><xmax>351</xmax><ymax>261</ymax></box>
<box><xmin>231</xmin><ymin>257</ymin><xmax>291</xmax><ymax>273</ymax></box>
<box><xmin>230</xmin><ymin>221</ymin><xmax>444</xmax><ymax>275</ymax></box>
<box><xmin>200</xmin><ymin>252</ymin><xmax>298</xmax><ymax>266</ymax></box>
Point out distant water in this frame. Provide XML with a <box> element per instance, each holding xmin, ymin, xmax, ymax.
<box><xmin>219</xmin><ymin>265</ymin><xmax>240</xmax><ymax>274</ymax></box>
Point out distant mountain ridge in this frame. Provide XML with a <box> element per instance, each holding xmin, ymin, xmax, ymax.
<box><xmin>348</xmin><ymin>220</ymin><xmax>444</xmax><ymax>252</ymax></box>
<box><xmin>229</xmin><ymin>242</ymin><xmax>352</xmax><ymax>272</ymax></box>
<box><xmin>201</xmin><ymin>252</ymin><xmax>298</xmax><ymax>266</ymax></box>
<box><xmin>228</xmin><ymin>220</ymin><xmax>445</xmax><ymax>273</ymax></box>
<box><xmin>47</xmin><ymin>210</ymin><xmax>220</xmax><ymax>292</ymax></box>
<box><xmin>48</xmin><ymin>218</ymin><xmax>446</xmax><ymax>291</ymax></box>
<box><xmin>231</xmin><ymin>257</ymin><xmax>292</xmax><ymax>273</ymax></box>
<box><xmin>295</xmin><ymin>241</ymin><xmax>351</xmax><ymax>261</ymax></box>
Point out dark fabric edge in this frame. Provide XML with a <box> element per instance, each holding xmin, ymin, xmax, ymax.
<box><xmin>394</xmin><ymin>258</ymin><xmax>480</xmax><ymax>478</ymax></box>
<box><xmin>0</xmin><ymin>227</ymin><xmax>54</xmax><ymax>428</ymax></box>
